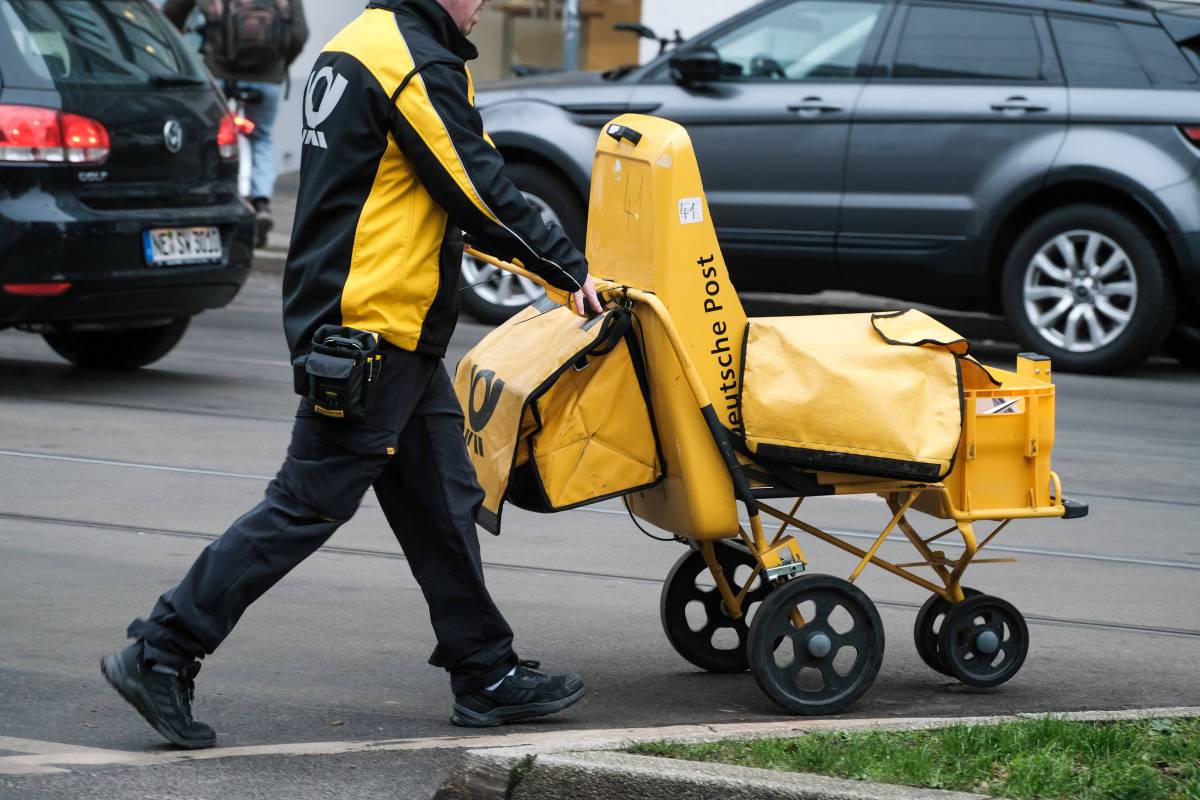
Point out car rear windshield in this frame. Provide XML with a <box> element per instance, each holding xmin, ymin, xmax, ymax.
<box><xmin>0</xmin><ymin>0</ymin><xmax>206</xmax><ymax>90</ymax></box>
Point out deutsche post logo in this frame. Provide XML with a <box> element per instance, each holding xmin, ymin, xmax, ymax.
<box><xmin>464</xmin><ymin>366</ymin><xmax>504</xmax><ymax>457</ymax></box>
<box><xmin>302</xmin><ymin>67</ymin><xmax>348</xmax><ymax>150</ymax></box>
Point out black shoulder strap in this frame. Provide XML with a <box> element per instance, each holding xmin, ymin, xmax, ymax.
<box><xmin>386</xmin><ymin>57</ymin><xmax>462</xmax><ymax>131</ymax></box>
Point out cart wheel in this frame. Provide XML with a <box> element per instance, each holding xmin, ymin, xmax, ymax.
<box><xmin>660</xmin><ymin>543</ymin><xmax>771</xmax><ymax>673</ymax></box>
<box><xmin>747</xmin><ymin>574</ymin><xmax>884</xmax><ymax>715</ymax></box>
<box><xmin>938</xmin><ymin>594</ymin><xmax>1029</xmax><ymax>688</ymax></box>
<box><xmin>913</xmin><ymin>587</ymin><xmax>982</xmax><ymax>676</ymax></box>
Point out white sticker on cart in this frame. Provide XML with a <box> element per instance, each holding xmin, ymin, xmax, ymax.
<box><xmin>977</xmin><ymin>397</ymin><xmax>1024</xmax><ymax>415</ymax></box>
<box><xmin>678</xmin><ymin>197</ymin><xmax>704</xmax><ymax>225</ymax></box>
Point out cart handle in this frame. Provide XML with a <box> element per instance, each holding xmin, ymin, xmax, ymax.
<box><xmin>464</xmin><ymin>247</ymin><xmax>719</xmax><ymax>437</ymax></box>
<box><xmin>464</xmin><ymin>246</ymin><xmax>625</xmax><ymax>308</ymax></box>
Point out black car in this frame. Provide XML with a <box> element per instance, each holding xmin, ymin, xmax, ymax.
<box><xmin>0</xmin><ymin>0</ymin><xmax>254</xmax><ymax>369</ymax></box>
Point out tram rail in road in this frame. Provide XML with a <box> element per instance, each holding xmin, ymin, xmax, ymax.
<box><xmin>3</xmin><ymin>505</ymin><xmax>1199</xmax><ymax>642</ymax></box>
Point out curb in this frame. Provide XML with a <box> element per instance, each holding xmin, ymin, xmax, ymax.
<box><xmin>514</xmin><ymin>751</ymin><xmax>987</xmax><ymax>800</ymax></box>
<box><xmin>432</xmin><ymin>706</ymin><xmax>1200</xmax><ymax>800</ymax></box>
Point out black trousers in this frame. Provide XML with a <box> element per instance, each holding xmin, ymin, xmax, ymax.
<box><xmin>128</xmin><ymin>347</ymin><xmax>517</xmax><ymax>695</ymax></box>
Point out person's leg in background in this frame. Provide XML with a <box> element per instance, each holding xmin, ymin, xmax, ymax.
<box><xmin>239</xmin><ymin>79</ymin><xmax>283</xmax><ymax>247</ymax></box>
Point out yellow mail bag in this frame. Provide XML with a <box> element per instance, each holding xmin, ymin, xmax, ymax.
<box><xmin>454</xmin><ymin>301</ymin><xmax>663</xmax><ymax>534</ymax></box>
<box><xmin>739</xmin><ymin>310</ymin><xmax>993</xmax><ymax>483</ymax></box>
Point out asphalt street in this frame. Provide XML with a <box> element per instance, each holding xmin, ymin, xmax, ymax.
<box><xmin>1</xmin><ymin>271</ymin><xmax>1198</xmax><ymax>799</ymax></box>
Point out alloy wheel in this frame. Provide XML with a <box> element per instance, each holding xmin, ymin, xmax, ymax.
<box><xmin>1023</xmin><ymin>230</ymin><xmax>1138</xmax><ymax>354</ymax></box>
<box><xmin>460</xmin><ymin>192</ymin><xmax>557</xmax><ymax>311</ymax></box>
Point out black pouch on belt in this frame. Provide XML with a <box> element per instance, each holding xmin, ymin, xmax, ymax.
<box><xmin>291</xmin><ymin>325</ymin><xmax>383</xmax><ymax>420</ymax></box>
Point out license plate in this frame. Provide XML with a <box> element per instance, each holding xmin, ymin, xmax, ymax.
<box><xmin>143</xmin><ymin>227</ymin><xmax>222</xmax><ymax>266</ymax></box>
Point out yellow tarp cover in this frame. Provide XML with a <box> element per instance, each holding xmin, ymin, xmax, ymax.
<box><xmin>740</xmin><ymin>310</ymin><xmax>985</xmax><ymax>482</ymax></box>
<box><xmin>454</xmin><ymin>301</ymin><xmax>661</xmax><ymax>534</ymax></box>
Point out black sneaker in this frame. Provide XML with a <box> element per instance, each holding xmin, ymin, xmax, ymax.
<box><xmin>450</xmin><ymin>660</ymin><xmax>586</xmax><ymax>728</ymax></box>
<box><xmin>100</xmin><ymin>643</ymin><xmax>216</xmax><ymax>749</ymax></box>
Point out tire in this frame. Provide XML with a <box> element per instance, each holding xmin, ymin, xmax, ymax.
<box><xmin>659</xmin><ymin>543</ymin><xmax>773</xmax><ymax>674</ymax></box>
<box><xmin>1000</xmin><ymin>204</ymin><xmax>1177</xmax><ymax>374</ymax></box>
<box><xmin>1165</xmin><ymin>323</ymin><xmax>1200</xmax><ymax>367</ymax></box>
<box><xmin>912</xmin><ymin>587</ymin><xmax>982</xmax><ymax>676</ymax></box>
<box><xmin>43</xmin><ymin>317</ymin><xmax>190</xmax><ymax>370</ymax></box>
<box><xmin>1164</xmin><ymin>299</ymin><xmax>1200</xmax><ymax>367</ymax></box>
<box><xmin>747</xmin><ymin>574</ymin><xmax>884</xmax><ymax>715</ymax></box>
<box><xmin>937</xmin><ymin>594</ymin><xmax>1029</xmax><ymax>689</ymax></box>
<box><xmin>459</xmin><ymin>164</ymin><xmax>586</xmax><ymax>325</ymax></box>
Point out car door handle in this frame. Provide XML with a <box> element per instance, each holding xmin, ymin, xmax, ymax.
<box><xmin>788</xmin><ymin>97</ymin><xmax>844</xmax><ymax>115</ymax></box>
<box><xmin>990</xmin><ymin>96</ymin><xmax>1049</xmax><ymax>113</ymax></box>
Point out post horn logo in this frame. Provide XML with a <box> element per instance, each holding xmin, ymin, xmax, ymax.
<box><xmin>464</xmin><ymin>366</ymin><xmax>505</xmax><ymax>457</ymax></box>
<box><xmin>302</xmin><ymin>67</ymin><xmax>348</xmax><ymax>150</ymax></box>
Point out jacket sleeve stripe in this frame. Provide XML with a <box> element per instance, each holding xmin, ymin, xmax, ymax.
<box><xmin>400</xmin><ymin>72</ymin><xmax>502</xmax><ymax>225</ymax></box>
<box><xmin>387</xmin><ymin>44</ymin><xmax>586</xmax><ymax>293</ymax></box>
<box><xmin>404</xmin><ymin>75</ymin><xmax>583</xmax><ymax>291</ymax></box>
<box><xmin>427</xmin><ymin>115</ymin><xmax>583</xmax><ymax>291</ymax></box>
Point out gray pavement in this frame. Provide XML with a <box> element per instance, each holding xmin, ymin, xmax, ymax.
<box><xmin>1</xmin><ymin>270</ymin><xmax>1198</xmax><ymax>799</ymax></box>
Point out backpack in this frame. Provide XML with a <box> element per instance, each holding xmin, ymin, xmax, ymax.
<box><xmin>205</xmin><ymin>0</ymin><xmax>292</xmax><ymax>73</ymax></box>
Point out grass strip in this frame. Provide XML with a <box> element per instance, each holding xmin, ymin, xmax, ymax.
<box><xmin>628</xmin><ymin>717</ymin><xmax>1200</xmax><ymax>799</ymax></box>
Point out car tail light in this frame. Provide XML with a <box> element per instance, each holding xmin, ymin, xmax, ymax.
<box><xmin>234</xmin><ymin>115</ymin><xmax>256</xmax><ymax>136</ymax></box>
<box><xmin>218</xmin><ymin>114</ymin><xmax>239</xmax><ymax>160</ymax></box>
<box><xmin>3</xmin><ymin>282</ymin><xmax>72</xmax><ymax>296</ymax></box>
<box><xmin>0</xmin><ymin>105</ymin><xmax>109</xmax><ymax>164</ymax></box>
<box><xmin>1181</xmin><ymin>126</ymin><xmax>1200</xmax><ymax>147</ymax></box>
<box><xmin>60</xmin><ymin>113</ymin><xmax>110</xmax><ymax>163</ymax></box>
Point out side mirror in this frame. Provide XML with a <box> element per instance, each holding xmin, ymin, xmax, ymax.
<box><xmin>669</xmin><ymin>46</ymin><xmax>724</xmax><ymax>86</ymax></box>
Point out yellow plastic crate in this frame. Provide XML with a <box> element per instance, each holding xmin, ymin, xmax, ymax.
<box><xmin>917</xmin><ymin>354</ymin><xmax>1058</xmax><ymax>519</ymax></box>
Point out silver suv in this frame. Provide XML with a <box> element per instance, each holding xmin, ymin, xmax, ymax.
<box><xmin>470</xmin><ymin>0</ymin><xmax>1200</xmax><ymax>374</ymax></box>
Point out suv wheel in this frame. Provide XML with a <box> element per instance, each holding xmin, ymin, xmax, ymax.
<box><xmin>1164</xmin><ymin>299</ymin><xmax>1200</xmax><ymax>367</ymax></box>
<box><xmin>43</xmin><ymin>317</ymin><xmax>190</xmax><ymax>370</ymax></box>
<box><xmin>1001</xmin><ymin>205</ymin><xmax>1176</xmax><ymax>374</ymax></box>
<box><xmin>459</xmin><ymin>164</ymin><xmax>585</xmax><ymax>325</ymax></box>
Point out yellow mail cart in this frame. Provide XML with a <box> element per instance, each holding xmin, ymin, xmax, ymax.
<box><xmin>456</xmin><ymin>115</ymin><xmax>1089</xmax><ymax>716</ymax></box>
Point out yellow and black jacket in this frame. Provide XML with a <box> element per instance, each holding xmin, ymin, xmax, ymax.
<box><xmin>283</xmin><ymin>0</ymin><xmax>587</xmax><ymax>359</ymax></box>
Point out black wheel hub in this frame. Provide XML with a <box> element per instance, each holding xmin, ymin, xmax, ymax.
<box><xmin>659</xmin><ymin>543</ymin><xmax>771</xmax><ymax>673</ymax></box>
<box><xmin>938</xmin><ymin>594</ymin><xmax>1029</xmax><ymax>689</ymax></box>
<box><xmin>747</xmin><ymin>574</ymin><xmax>884</xmax><ymax>715</ymax></box>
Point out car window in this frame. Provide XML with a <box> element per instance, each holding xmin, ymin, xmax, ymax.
<box><xmin>0</xmin><ymin>0</ymin><xmax>205</xmax><ymax>88</ymax></box>
<box><xmin>1120</xmin><ymin>22</ymin><xmax>1199</xmax><ymax>86</ymax></box>
<box><xmin>894</xmin><ymin>4</ymin><xmax>1044</xmax><ymax>81</ymax></box>
<box><xmin>710</xmin><ymin>0</ymin><xmax>885</xmax><ymax>81</ymax></box>
<box><xmin>1050</xmin><ymin>17</ymin><xmax>1148</xmax><ymax>87</ymax></box>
